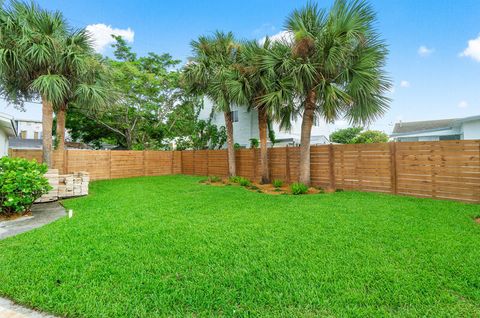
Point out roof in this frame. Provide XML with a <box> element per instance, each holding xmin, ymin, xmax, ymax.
<box><xmin>392</xmin><ymin>118</ymin><xmax>458</xmax><ymax>135</ymax></box>
<box><xmin>0</xmin><ymin>112</ymin><xmax>17</xmax><ymax>136</ymax></box>
<box><xmin>8</xmin><ymin>138</ymin><xmax>42</xmax><ymax>149</ymax></box>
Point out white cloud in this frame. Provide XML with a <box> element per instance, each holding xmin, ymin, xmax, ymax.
<box><xmin>418</xmin><ymin>45</ymin><xmax>434</xmax><ymax>57</ymax></box>
<box><xmin>86</xmin><ymin>23</ymin><xmax>134</xmax><ymax>53</ymax></box>
<box><xmin>259</xmin><ymin>31</ymin><xmax>293</xmax><ymax>45</ymax></box>
<box><xmin>400</xmin><ymin>80</ymin><xmax>410</xmax><ymax>88</ymax></box>
<box><xmin>457</xmin><ymin>100</ymin><xmax>468</xmax><ymax>108</ymax></box>
<box><xmin>460</xmin><ymin>34</ymin><xmax>480</xmax><ymax>62</ymax></box>
<box><xmin>253</xmin><ymin>23</ymin><xmax>276</xmax><ymax>36</ymax></box>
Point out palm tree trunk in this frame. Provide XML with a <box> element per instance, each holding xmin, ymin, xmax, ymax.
<box><xmin>299</xmin><ymin>89</ymin><xmax>316</xmax><ymax>185</ymax></box>
<box><xmin>41</xmin><ymin>95</ymin><xmax>54</xmax><ymax>167</ymax></box>
<box><xmin>258</xmin><ymin>107</ymin><xmax>269</xmax><ymax>184</ymax></box>
<box><xmin>224</xmin><ymin>111</ymin><xmax>236</xmax><ymax>177</ymax></box>
<box><xmin>56</xmin><ymin>105</ymin><xmax>66</xmax><ymax>151</ymax></box>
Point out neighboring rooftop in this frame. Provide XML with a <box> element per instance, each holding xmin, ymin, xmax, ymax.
<box><xmin>392</xmin><ymin>118</ymin><xmax>458</xmax><ymax>135</ymax></box>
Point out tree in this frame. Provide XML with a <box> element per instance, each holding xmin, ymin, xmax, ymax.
<box><xmin>262</xmin><ymin>0</ymin><xmax>390</xmax><ymax>185</ymax></box>
<box><xmin>55</xmin><ymin>33</ymin><xmax>112</xmax><ymax>151</ymax></box>
<box><xmin>68</xmin><ymin>36</ymin><xmax>183</xmax><ymax>149</ymax></box>
<box><xmin>329</xmin><ymin>127</ymin><xmax>363</xmax><ymax>144</ymax></box>
<box><xmin>227</xmin><ymin>40</ymin><xmax>277</xmax><ymax>183</ymax></box>
<box><xmin>183</xmin><ymin>31</ymin><xmax>240</xmax><ymax>177</ymax></box>
<box><xmin>0</xmin><ymin>1</ymin><xmax>71</xmax><ymax>167</ymax></box>
<box><xmin>352</xmin><ymin>130</ymin><xmax>388</xmax><ymax>144</ymax></box>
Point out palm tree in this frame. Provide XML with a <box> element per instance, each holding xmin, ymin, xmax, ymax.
<box><xmin>227</xmin><ymin>39</ymin><xmax>278</xmax><ymax>183</ymax></box>
<box><xmin>0</xmin><ymin>1</ymin><xmax>70</xmax><ymax>167</ymax></box>
<box><xmin>55</xmin><ymin>30</ymin><xmax>111</xmax><ymax>150</ymax></box>
<box><xmin>183</xmin><ymin>31</ymin><xmax>240</xmax><ymax>177</ymax></box>
<box><xmin>262</xmin><ymin>0</ymin><xmax>390</xmax><ymax>185</ymax></box>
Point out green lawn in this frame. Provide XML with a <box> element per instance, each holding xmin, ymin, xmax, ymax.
<box><xmin>0</xmin><ymin>175</ymin><xmax>479</xmax><ymax>317</ymax></box>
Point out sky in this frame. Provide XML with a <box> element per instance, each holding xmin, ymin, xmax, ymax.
<box><xmin>1</xmin><ymin>0</ymin><xmax>480</xmax><ymax>134</ymax></box>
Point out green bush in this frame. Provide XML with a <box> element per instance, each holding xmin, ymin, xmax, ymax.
<box><xmin>272</xmin><ymin>179</ymin><xmax>283</xmax><ymax>188</ymax></box>
<box><xmin>228</xmin><ymin>176</ymin><xmax>242</xmax><ymax>183</ymax></box>
<box><xmin>239</xmin><ymin>177</ymin><xmax>252</xmax><ymax>187</ymax></box>
<box><xmin>0</xmin><ymin>157</ymin><xmax>52</xmax><ymax>215</ymax></box>
<box><xmin>290</xmin><ymin>182</ymin><xmax>308</xmax><ymax>195</ymax></box>
<box><xmin>208</xmin><ymin>176</ymin><xmax>221</xmax><ymax>183</ymax></box>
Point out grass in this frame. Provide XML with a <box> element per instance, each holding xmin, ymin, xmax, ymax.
<box><xmin>0</xmin><ymin>175</ymin><xmax>479</xmax><ymax>317</ymax></box>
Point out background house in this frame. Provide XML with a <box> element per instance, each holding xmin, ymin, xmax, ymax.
<box><xmin>390</xmin><ymin>115</ymin><xmax>480</xmax><ymax>142</ymax></box>
<box><xmin>0</xmin><ymin>112</ymin><xmax>17</xmax><ymax>156</ymax></box>
<box><xmin>15</xmin><ymin>119</ymin><xmax>42</xmax><ymax>140</ymax></box>
<box><xmin>199</xmin><ymin>98</ymin><xmax>330</xmax><ymax>148</ymax></box>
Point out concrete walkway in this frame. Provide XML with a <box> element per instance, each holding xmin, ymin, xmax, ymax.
<box><xmin>0</xmin><ymin>202</ymin><xmax>66</xmax><ymax>240</ymax></box>
<box><xmin>0</xmin><ymin>202</ymin><xmax>65</xmax><ymax>317</ymax></box>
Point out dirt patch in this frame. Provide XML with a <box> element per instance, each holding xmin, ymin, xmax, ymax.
<box><xmin>200</xmin><ymin>178</ymin><xmax>331</xmax><ymax>195</ymax></box>
<box><xmin>474</xmin><ymin>217</ymin><xmax>480</xmax><ymax>224</ymax></box>
<box><xmin>0</xmin><ymin>211</ymin><xmax>32</xmax><ymax>222</ymax></box>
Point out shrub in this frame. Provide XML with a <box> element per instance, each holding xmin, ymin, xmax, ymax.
<box><xmin>272</xmin><ymin>179</ymin><xmax>283</xmax><ymax>188</ymax></box>
<box><xmin>208</xmin><ymin>176</ymin><xmax>221</xmax><ymax>183</ymax></box>
<box><xmin>290</xmin><ymin>182</ymin><xmax>308</xmax><ymax>195</ymax></box>
<box><xmin>0</xmin><ymin>157</ymin><xmax>52</xmax><ymax>215</ymax></box>
<box><xmin>239</xmin><ymin>177</ymin><xmax>252</xmax><ymax>187</ymax></box>
<box><xmin>229</xmin><ymin>176</ymin><xmax>242</xmax><ymax>183</ymax></box>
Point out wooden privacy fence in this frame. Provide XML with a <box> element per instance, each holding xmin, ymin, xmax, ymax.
<box><xmin>9</xmin><ymin>140</ymin><xmax>480</xmax><ymax>203</ymax></box>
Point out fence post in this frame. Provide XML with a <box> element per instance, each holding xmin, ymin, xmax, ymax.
<box><xmin>180</xmin><ymin>151</ymin><xmax>184</xmax><ymax>174</ymax></box>
<box><xmin>253</xmin><ymin>148</ymin><xmax>257</xmax><ymax>181</ymax></box>
<box><xmin>389</xmin><ymin>142</ymin><xmax>397</xmax><ymax>194</ymax></box>
<box><xmin>63</xmin><ymin>150</ymin><xmax>68</xmax><ymax>174</ymax></box>
<box><xmin>170</xmin><ymin>151</ymin><xmax>174</xmax><ymax>175</ymax></box>
<box><xmin>328</xmin><ymin>144</ymin><xmax>336</xmax><ymax>190</ymax></box>
<box><xmin>193</xmin><ymin>150</ymin><xmax>196</xmax><ymax>175</ymax></box>
<box><xmin>108</xmin><ymin>150</ymin><xmax>112</xmax><ymax>180</ymax></box>
<box><xmin>206</xmin><ymin>150</ymin><xmax>210</xmax><ymax>176</ymax></box>
<box><xmin>142</xmin><ymin>150</ymin><xmax>146</xmax><ymax>176</ymax></box>
<box><xmin>285</xmin><ymin>146</ymin><xmax>291</xmax><ymax>183</ymax></box>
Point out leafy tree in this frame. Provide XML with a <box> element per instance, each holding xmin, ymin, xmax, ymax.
<box><xmin>183</xmin><ymin>31</ymin><xmax>240</xmax><ymax>177</ymax></box>
<box><xmin>261</xmin><ymin>0</ymin><xmax>391</xmax><ymax>184</ymax></box>
<box><xmin>352</xmin><ymin>130</ymin><xmax>388</xmax><ymax>144</ymax></box>
<box><xmin>68</xmin><ymin>36</ymin><xmax>183</xmax><ymax>149</ymax></box>
<box><xmin>329</xmin><ymin>127</ymin><xmax>363</xmax><ymax>144</ymax></box>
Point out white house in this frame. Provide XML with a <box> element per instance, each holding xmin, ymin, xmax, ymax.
<box><xmin>199</xmin><ymin>98</ymin><xmax>330</xmax><ymax>148</ymax></box>
<box><xmin>390</xmin><ymin>115</ymin><xmax>480</xmax><ymax>142</ymax></box>
<box><xmin>15</xmin><ymin>119</ymin><xmax>43</xmax><ymax>140</ymax></box>
<box><xmin>0</xmin><ymin>112</ymin><xmax>17</xmax><ymax>157</ymax></box>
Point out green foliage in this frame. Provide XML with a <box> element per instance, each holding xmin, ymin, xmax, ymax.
<box><xmin>352</xmin><ymin>130</ymin><xmax>389</xmax><ymax>144</ymax></box>
<box><xmin>234</xmin><ymin>143</ymin><xmax>242</xmax><ymax>150</ymax></box>
<box><xmin>208</xmin><ymin>176</ymin><xmax>222</xmax><ymax>183</ymax></box>
<box><xmin>0</xmin><ymin>157</ymin><xmax>52</xmax><ymax>215</ymax></box>
<box><xmin>249</xmin><ymin>138</ymin><xmax>259</xmax><ymax>149</ymax></box>
<box><xmin>228</xmin><ymin>176</ymin><xmax>242</xmax><ymax>183</ymax></box>
<box><xmin>290</xmin><ymin>182</ymin><xmax>308</xmax><ymax>195</ymax></box>
<box><xmin>272</xmin><ymin>179</ymin><xmax>284</xmax><ymax>188</ymax></box>
<box><xmin>330</xmin><ymin>128</ymin><xmax>389</xmax><ymax>144</ymax></box>
<box><xmin>329</xmin><ymin>127</ymin><xmax>363</xmax><ymax>144</ymax></box>
<box><xmin>239</xmin><ymin>177</ymin><xmax>252</xmax><ymax>187</ymax></box>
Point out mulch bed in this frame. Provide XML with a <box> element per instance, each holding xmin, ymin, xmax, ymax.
<box><xmin>201</xmin><ymin>178</ymin><xmax>334</xmax><ymax>195</ymax></box>
<box><xmin>0</xmin><ymin>211</ymin><xmax>32</xmax><ymax>222</ymax></box>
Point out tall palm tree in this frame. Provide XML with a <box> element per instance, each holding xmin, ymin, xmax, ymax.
<box><xmin>55</xmin><ymin>30</ymin><xmax>111</xmax><ymax>151</ymax></box>
<box><xmin>227</xmin><ymin>39</ymin><xmax>278</xmax><ymax>183</ymax></box>
<box><xmin>0</xmin><ymin>1</ymin><xmax>70</xmax><ymax>166</ymax></box>
<box><xmin>183</xmin><ymin>31</ymin><xmax>240</xmax><ymax>177</ymax></box>
<box><xmin>262</xmin><ymin>0</ymin><xmax>390</xmax><ymax>185</ymax></box>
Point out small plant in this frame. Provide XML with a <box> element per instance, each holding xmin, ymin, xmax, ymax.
<box><xmin>335</xmin><ymin>189</ymin><xmax>344</xmax><ymax>192</ymax></box>
<box><xmin>0</xmin><ymin>157</ymin><xmax>52</xmax><ymax>216</ymax></box>
<box><xmin>257</xmin><ymin>189</ymin><xmax>263</xmax><ymax>193</ymax></box>
<box><xmin>208</xmin><ymin>176</ymin><xmax>221</xmax><ymax>183</ymax></box>
<box><xmin>239</xmin><ymin>177</ymin><xmax>252</xmax><ymax>187</ymax></box>
<box><xmin>249</xmin><ymin>185</ymin><xmax>259</xmax><ymax>191</ymax></box>
<box><xmin>272</xmin><ymin>179</ymin><xmax>283</xmax><ymax>188</ymax></box>
<box><xmin>290</xmin><ymin>182</ymin><xmax>309</xmax><ymax>195</ymax></box>
<box><xmin>229</xmin><ymin>176</ymin><xmax>242</xmax><ymax>183</ymax></box>
<box><xmin>249</xmin><ymin>138</ymin><xmax>259</xmax><ymax>149</ymax></box>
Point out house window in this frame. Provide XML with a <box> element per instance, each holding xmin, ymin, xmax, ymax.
<box><xmin>231</xmin><ymin>110</ymin><xmax>239</xmax><ymax>123</ymax></box>
<box><xmin>20</xmin><ymin>130</ymin><xmax>27</xmax><ymax>139</ymax></box>
<box><xmin>439</xmin><ymin>135</ymin><xmax>461</xmax><ymax>141</ymax></box>
<box><xmin>34</xmin><ymin>131</ymin><xmax>39</xmax><ymax>140</ymax></box>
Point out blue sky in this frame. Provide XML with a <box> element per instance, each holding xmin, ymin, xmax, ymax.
<box><xmin>2</xmin><ymin>0</ymin><xmax>480</xmax><ymax>133</ymax></box>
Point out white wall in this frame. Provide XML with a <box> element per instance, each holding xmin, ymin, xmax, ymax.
<box><xmin>16</xmin><ymin>120</ymin><xmax>42</xmax><ymax>139</ymax></box>
<box><xmin>0</xmin><ymin>128</ymin><xmax>8</xmax><ymax>157</ymax></box>
<box><xmin>462</xmin><ymin>120</ymin><xmax>480</xmax><ymax>140</ymax></box>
